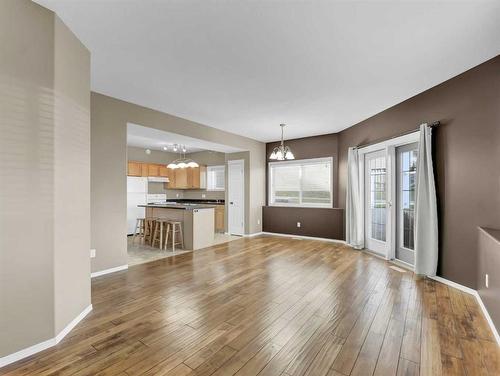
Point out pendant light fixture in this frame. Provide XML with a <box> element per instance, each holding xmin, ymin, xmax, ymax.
<box><xmin>167</xmin><ymin>145</ymin><xmax>199</xmax><ymax>169</ymax></box>
<box><xmin>269</xmin><ymin>124</ymin><xmax>294</xmax><ymax>160</ymax></box>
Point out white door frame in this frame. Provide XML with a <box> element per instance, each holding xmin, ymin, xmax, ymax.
<box><xmin>358</xmin><ymin>131</ymin><xmax>420</xmax><ymax>260</ymax></box>
<box><xmin>227</xmin><ymin>159</ymin><xmax>245</xmax><ymax>235</ymax></box>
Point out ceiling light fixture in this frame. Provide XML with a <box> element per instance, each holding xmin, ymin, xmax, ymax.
<box><xmin>145</xmin><ymin>148</ymin><xmax>151</xmax><ymax>155</ymax></box>
<box><xmin>162</xmin><ymin>146</ymin><xmax>168</xmax><ymax>151</ymax></box>
<box><xmin>269</xmin><ymin>124</ymin><xmax>294</xmax><ymax>160</ymax></box>
<box><xmin>167</xmin><ymin>145</ymin><xmax>199</xmax><ymax>169</ymax></box>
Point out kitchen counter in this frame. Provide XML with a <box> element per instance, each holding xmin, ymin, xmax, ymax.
<box><xmin>140</xmin><ymin>205</ymin><xmax>215</xmax><ymax>250</ymax></box>
<box><xmin>139</xmin><ymin>203</ymin><xmax>216</xmax><ymax>210</ymax></box>
<box><xmin>165</xmin><ymin>199</ymin><xmax>225</xmax><ymax>205</ymax></box>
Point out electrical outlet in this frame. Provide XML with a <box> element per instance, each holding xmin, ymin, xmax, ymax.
<box><xmin>202</xmin><ymin>193</ymin><xmax>206</xmax><ymax>198</ymax></box>
<box><xmin>486</xmin><ymin>274</ymin><xmax>489</xmax><ymax>288</ymax></box>
<box><xmin>176</xmin><ymin>193</ymin><xmax>179</xmax><ymax>198</ymax></box>
<box><xmin>297</xmin><ymin>222</ymin><xmax>301</xmax><ymax>228</ymax></box>
<box><xmin>257</xmin><ymin>219</ymin><xmax>261</xmax><ymax>225</ymax></box>
<box><xmin>90</xmin><ymin>249</ymin><xmax>96</xmax><ymax>258</ymax></box>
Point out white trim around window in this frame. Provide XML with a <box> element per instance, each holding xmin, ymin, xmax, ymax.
<box><xmin>207</xmin><ymin>165</ymin><xmax>225</xmax><ymax>191</ymax></box>
<box><xmin>268</xmin><ymin>157</ymin><xmax>333</xmax><ymax>208</ymax></box>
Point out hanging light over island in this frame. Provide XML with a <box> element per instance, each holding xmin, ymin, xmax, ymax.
<box><xmin>167</xmin><ymin>144</ymin><xmax>199</xmax><ymax>169</ymax></box>
<box><xmin>269</xmin><ymin>124</ymin><xmax>295</xmax><ymax>160</ymax></box>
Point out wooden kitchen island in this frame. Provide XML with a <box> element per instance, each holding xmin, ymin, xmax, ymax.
<box><xmin>139</xmin><ymin>204</ymin><xmax>215</xmax><ymax>250</ymax></box>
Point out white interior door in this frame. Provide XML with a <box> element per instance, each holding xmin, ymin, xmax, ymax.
<box><xmin>228</xmin><ymin>160</ymin><xmax>245</xmax><ymax>235</ymax></box>
<box><xmin>364</xmin><ymin>150</ymin><xmax>390</xmax><ymax>256</ymax></box>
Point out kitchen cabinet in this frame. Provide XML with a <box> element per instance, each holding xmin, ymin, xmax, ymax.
<box><xmin>127</xmin><ymin>161</ymin><xmax>169</xmax><ymax>178</ymax></box>
<box><xmin>128</xmin><ymin>160</ymin><xmax>207</xmax><ymax>189</ymax></box>
<box><xmin>166</xmin><ymin>165</ymin><xmax>207</xmax><ymax>189</ymax></box>
<box><xmin>159</xmin><ymin>165</ymin><xmax>169</xmax><ymax>177</ymax></box>
<box><xmin>214</xmin><ymin>205</ymin><xmax>225</xmax><ymax>232</ymax></box>
<box><xmin>188</xmin><ymin>166</ymin><xmax>207</xmax><ymax>189</ymax></box>
<box><xmin>173</xmin><ymin>168</ymin><xmax>188</xmax><ymax>189</ymax></box>
<box><xmin>128</xmin><ymin>161</ymin><xmax>147</xmax><ymax>177</ymax></box>
<box><xmin>147</xmin><ymin>164</ymin><xmax>160</xmax><ymax>177</ymax></box>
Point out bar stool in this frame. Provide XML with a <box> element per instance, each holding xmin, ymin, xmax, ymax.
<box><xmin>144</xmin><ymin>217</ymin><xmax>157</xmax><ymax>245</ymax></box>
<box><xmin>165</xmin><ymin>221</ymin><xmax>184</xmax><ymax>252</ymax></box>
<box><xmin>132</xmin><ymin>217</ymin><xmax>146</xmax><ymax>244</ymax></box>
<box><xmin>152</xmin><ymin>218</ymin><xmax>169</xmax><ymax>249</ymax></box>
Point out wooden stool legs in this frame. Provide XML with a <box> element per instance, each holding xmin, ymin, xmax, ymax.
<box><xmin>137</xmin><ymin>219</ymin><xmax>183</xmax><ymax>252</ymax></box>
<box><xmin>132</xmin><ymin>218</ymin><xmax>146</xmax><ymax>244</ymax></box>
<box><xmin>152</xmin><ymin>220</ymin><xmax>170</xmax><ymax>249</ymax></box>
<box><xmin>165</xmin><ymin>221</ymin><xmax>183</xmax><ymax>252</ymax></box>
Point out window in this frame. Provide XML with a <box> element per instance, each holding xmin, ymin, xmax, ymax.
<box><xmin>207</xmin><ymin>165</ymin><xmax>225</xmax><ymax>191</ymax></box>
<box><xmin>269</xmin><ymin>157</ymin><xmax>333</xmax><ymax>207</ymax></box>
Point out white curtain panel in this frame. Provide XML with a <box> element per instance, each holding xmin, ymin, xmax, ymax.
<box><xmin>346</xmin><ymin>147</ymin><xmax>364</xmax><ymax>249</ymax></box>
<box><xmin>414</xmin><ymin>124</ymin><xmax>439</xmax><ymax>276</ymax></box>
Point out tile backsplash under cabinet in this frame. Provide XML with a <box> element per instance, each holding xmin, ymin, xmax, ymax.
<box><xmin>148</xmin><ymin>182</ymin><xmax>225</xmax><ymax>200</ymax></box>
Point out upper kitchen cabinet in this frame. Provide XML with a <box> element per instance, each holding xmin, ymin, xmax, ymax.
<box><xmin>158</xmin><ymin>165</ymin><xmax>169</xmax><ymax>177</ymax></box>
<box><xmin>129</xmin><ymin>160</ymin><xmax>207</xmax><ymax>189</ymax></box>
<box><xmin>128</xmin><ymin>161</ymin><xmax>147</xmax><ymax>177</ymax></box>
<box><xmin>127</xmin><ymin>161</ymin><xmax>168</xmax><ymax>178</ymax></box>
<box><xmin>147</xmin><ymin>163</ymin><xmax>162</xmax><ymax>177</ymax></box>
<box><xmin>166</xmin><ymin>165</ymin><xmax>207</xmax><ymax>189</ymax></box>
<box><xmin>188</xmin><ymin>166</ymin><xmax>207</xmax><ymax>189</ymax></box>
<box><xmin>173</xmin><ymin>168</ymin><xmax>188</xmax><ymax>189</ymax></box>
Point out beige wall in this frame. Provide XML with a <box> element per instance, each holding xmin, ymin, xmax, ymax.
<box><xmin>127</xmin><ymin>146</ymin><xmax>177</xmax><ymax>164</ymax></box>
<box><xmin>0</xmin><ymin>0</ymin><xmax>91</xmax><ymax>358</ymax></box>
<box><xmin>53</xmin><ymin>16</ymin><xmax>91</xmax><ymax>334</ymax></box>
<box><xmin>92</xmin><ymin>93</ymin><xmax>265</xmax><ymax>273</ymax></box>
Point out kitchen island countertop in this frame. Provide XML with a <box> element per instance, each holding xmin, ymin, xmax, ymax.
<box><xmin>139</xmin><ymin>204</ymin><xmax>216</xmax><ymax>210</ymax></box>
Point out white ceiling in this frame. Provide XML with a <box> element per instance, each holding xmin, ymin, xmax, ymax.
<box><xmin>127</xmin><ymin>123</ymin><xmax>243</xmax><ymax>153</ymax></box>
<box><xmin>35</xmin><ymin>0</ymin><xmax>500</xmax><ymax>142</ymax></box>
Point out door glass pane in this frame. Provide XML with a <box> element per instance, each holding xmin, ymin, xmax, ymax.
<box><xmin>369</xmin><ymin>156</ymin><xmax>386</xmax><ymax>241</ymax></box>
<box><xmin>400</xmin><ymin>149</ymin><xmax>417</xmax><ymax>250</ymax></box>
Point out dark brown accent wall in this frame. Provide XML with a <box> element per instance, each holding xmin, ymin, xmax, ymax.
<box><xmin>338</xmin><ymin>55</ymin><xmax>500</xmax><ymax>289</ymax></box>
<box><xmin>266</xmin><ymin>134</ymin><xmax>339</xmax><ymax>201</ymax></box>
<box><xmin>264</xmin><ymin>133</ymin><xmax>343</xmax><ymax>239</ymax></box>
<box><xmin>263</xmin><ymin>206</ymin><xmax>344</xmax><ymax>240</ymax></box>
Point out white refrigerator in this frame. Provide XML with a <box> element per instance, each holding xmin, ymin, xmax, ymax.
<box><xmin>127</xmin><ymin>177</ymin><xmax>148</xmax><ymax>235</ymax></box>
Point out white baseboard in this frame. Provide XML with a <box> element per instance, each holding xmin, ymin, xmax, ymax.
<box><xmin>260</xmin><ymin>231</ymin><xmax>346</xmax><ymax>244</ymax></box>
<box><xmin>91</xmin><ymin>264</ymin><xmax>128</xmax><ymax>278</ymax></box>
<box><xmin>0</xmin><ymin>338</ymin><xmax>54</xmax><ymax>369</ymax></box>
<box><xmin>428</xmin><ymin>275</ymin><xmax>477</xmax><ymax>295</ymax></box>
<box><xmin>475</xmin><ymin>292</ymin><xmax>500</xmax><ymax>345</ymax></box>
<box><xmin>0</xmin><ymin>304</ymin><xmax>93</xmax><ymax>368</ymax></box>
<box><xmin>428</xmin><ymin>275</ymin><xmax>500</xmax><ymax>346</ymax></box>
<box><xmin>244</xmin><ymin>232</ymin><xmax>264</xmax><ymax>237</ymax></box>
<box><xmin>55</xmin><ymin>304</ymin><xmax>93</xmax><ymax>343</ymax></box>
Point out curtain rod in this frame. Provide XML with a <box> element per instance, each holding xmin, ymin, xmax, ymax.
<box><xmin>356</xmin><ymin>121</ymin><xmax>440</xmax><ymax>149</ymax></box>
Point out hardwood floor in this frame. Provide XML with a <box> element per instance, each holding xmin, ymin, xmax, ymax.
<box><xmin>1</xmin><ymin>236</ymin><xmax>499</xmax><ymax>376</ymax></box>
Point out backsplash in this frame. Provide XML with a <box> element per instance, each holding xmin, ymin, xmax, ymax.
<box><xmin>183</xmin><ymin>190</ymin><xmax>225</xmax><ymax>200</ymax></box>
<box><xmin>147</xmin><ymin>182</ymin><xmax>224</xmax><ymax>200</ymax></box>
